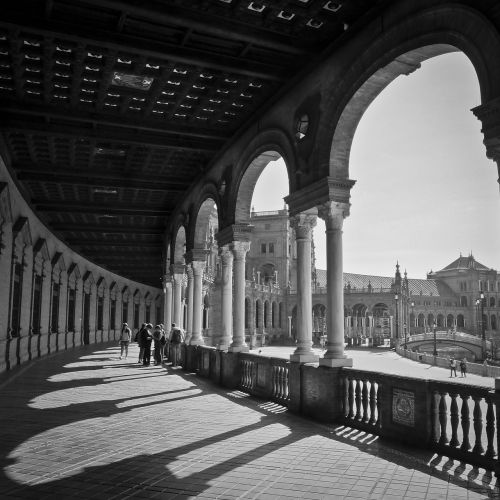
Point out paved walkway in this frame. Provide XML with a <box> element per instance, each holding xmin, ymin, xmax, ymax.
<box><xmin>1</xmin><ymin>343</ymin><xmax>499</xmax><ymax>499</ymax></box>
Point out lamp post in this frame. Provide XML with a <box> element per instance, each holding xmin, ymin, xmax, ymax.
<box><xmin>394</xmin><ymin>292</ymin><xmax>399</xmax><ymax>346</ymax></box>
<box><xmin>433</xmin><ymin>321</ymin><xmax>437</xmax><ymax>357</ymax></box>
<box><xmin>476</xmin><ymin>290</ymin><xmax>486</xmax><ymax>360</ymax></box>
<box><xmin>410</xmin><ymin>301</ymin><xmax>415</xmax><ymax>335</ymax></box>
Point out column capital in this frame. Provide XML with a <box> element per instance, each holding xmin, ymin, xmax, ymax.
<box><xmin>230</xmin><ymin>240</ymin><xmax>251</xmax><ymax>259</ymax></box>
<box><xmin>290</xmin><ymin>212</ymin><xmax>317</xmax><ymax>239</ymax></box>
<box><xmin>191</xmin><ymin>260</ymin><xmax>205</xmax><ymax>276</ymax></box>
<box><xmin>218</xmin><ymin>245</ymin><xmax>234</xmax><ymax>265</ymax></box>
<box><xmin>317</xmin><ymin>201</ymin><xmax>350</xmax><ymax>230</ymax></box>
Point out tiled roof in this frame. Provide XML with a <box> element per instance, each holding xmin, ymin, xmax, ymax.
<box><xmin>315</xmin><ymin>270</ymin><xmax>452</xmax><ymax>297</ymax></box>
<box><xmin>439</xmin><ymin>254</ymin><xmax>490</xmax><ymax>272</ymax></box>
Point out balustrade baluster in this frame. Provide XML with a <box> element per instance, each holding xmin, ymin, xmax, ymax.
<box><xmin>369</xmin><ymin>382</ymin><xmax>377</xmax><ymax>425</ymax></box>
<box><xmin>355</xmin><ymin>379</ymin><xmax>362</xmax><ymax>421</ymax></box>
<box><xmin>460</xmin><ymin>394</ymin><xmax>471</xmax><ymax>451</ymax></box>
<box><xmin>348</xmin><ymin>378</ymin><xmax>354</xmax><ymax>419</ymax></box>
<box><xmin>438</xmin><ymin>392</ymin><xmax>448</xmax><ymax>445</ymax></box>
<box><xmin>362</xmin><ymin>380</ymin><xmax>369</xmax><ymax>424</ymax></box>
<box><xmin>485</xmin><ymin>396</ymin><xmax>495</xmax><ymax>459</ymax></box>
<box><xmin>449</xmin><ymin>393</ymin><xmax>459</xmax><ymax>447</ymax></box>
<box><xmin>472</xmin><ymin>396</ymin><xmax>485</xmax><ymax>455</ymax></box>
<box><xmin>431</xmin><ymin>391</ymin><xmax>440</xmax><ymax>443</ymax></box>
<box><xmin>278</xmin><ymin>366</ymin><xmax>283</xmax><ymax>400</ymax></box>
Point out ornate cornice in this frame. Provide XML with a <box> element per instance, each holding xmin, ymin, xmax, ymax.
<box><xmin>285</xmin><ymin>176</ymin><xmax>355</xmax><ymax>216</ymax></box>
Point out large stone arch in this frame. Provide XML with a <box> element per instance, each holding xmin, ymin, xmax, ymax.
<box><xmin>172</xmin><ymin>224</ymin><xmax>187</xmax><ymax>266</ymax></box>
<box><xmin>229</xmin><ymin>128</ymin><xmax>296</xmax><ymax>225</ymax></box>
<box><xmin>190</xmin><ymin>194</ymin><xmax>219</xmax><ymax>252</ymax></box>
<box><xmin>316</xmin><ymin>4</ymin><xmax>500</xmax><ymax>179</ymax></box>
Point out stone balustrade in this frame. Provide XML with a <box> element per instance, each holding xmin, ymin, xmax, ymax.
<box><xmin>183</xmin><ymin>344</ymin><xmax>500</xmax><ymax>477</ymax></box>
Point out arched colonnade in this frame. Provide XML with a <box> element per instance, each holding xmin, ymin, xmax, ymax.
<box><xmin>162</xmin><ymin>3</ymin><xmax>500</xmax><ymax>367</ymax></box>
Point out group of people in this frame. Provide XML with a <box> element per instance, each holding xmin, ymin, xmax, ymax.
<box><xmin>119</xmin><ymin>322</ymin><xmax>185</xmax><ymax>366</ymax></box>
<box><xmin>449</xmin><ymin>356</ymin><xmax>467</xmax><ymax>378</ymax></box>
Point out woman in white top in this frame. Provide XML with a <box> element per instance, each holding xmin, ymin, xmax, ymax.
<box><xmin>119</xmin><ymin>323</ymin><xmax>131</xmax><ymax>359</ymax></box>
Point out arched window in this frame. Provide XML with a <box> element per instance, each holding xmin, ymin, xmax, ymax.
<box><xmin>255</xmin><ymin>300</ymin><xmax>261</xmax><ymax>328</ymax></box>
<box><xmin>272</xmin><ymin>302</ymin><xmax>276</xmax><ymax>328</ymax></box>
<box><xmin>490</xmin><ymin>297</ymin><xmax>496</xmax><ymax>308</ymax></box>
<box><xmin>491</xmin><ymin>315</ymin><xmax>497</xmax><ymax>331</ymax></box>
<box><xmin>460</xmin><ymin>296</ymin><xmax>468</xmax><ymax>307</ymax></box>
<box><xmin>446</xmin><ymin>314</ymin><xmax>454</xmax><ymax>328</ymax></box>
<box><xmin>457</xmin><ymin>314</ymin><xmax>465</xmax><ymax>328</ymax></box>
<box><xmin>437</xmin><ymin>314</ymin><xmax>444</xmax><ymax>327</ymax></box>
<box><xmin>417</xmin><ymin>314</ymin><xmax>425</xmax><ymax>327</ymax></box>
<box><xmin>279</xmin><ymin>302</ymin><xmax>283</xmax><ymax>328</ymax></box>
<box><xmin>264</xmin><ymin>301</ymin><xmax>269</xmax><ymax>328</ymax></box>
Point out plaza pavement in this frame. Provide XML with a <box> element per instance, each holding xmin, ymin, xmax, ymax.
<box><xmin>0</xmin><ymin>343</ymin><xmax>499</xmax><ymax>499</ymax></box>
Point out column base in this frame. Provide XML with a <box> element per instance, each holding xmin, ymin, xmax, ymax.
<box><xmin>290</xmin><ymin>353</ymin><xmax>319</xmax><ymax>363</ymax></box>
<box><xmin>189</xmin><ymin>338</ymin><xmax>204</xmax><ymax>346</ymax></box>
<box><xmin>319</xmin><ymin>357</ymin><xmax>353</xmax><ymax>368</ymax></box>
<box><xmin>228</xmin><ymin>345</ymin><xmax>249</xmax><ymax>353</ymax></box>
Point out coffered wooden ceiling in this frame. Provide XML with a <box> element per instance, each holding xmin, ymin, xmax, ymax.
<box><xmin>0</xmin><ymin>0</ymin><xmax>385</xmax><ymax>286</ymax></box>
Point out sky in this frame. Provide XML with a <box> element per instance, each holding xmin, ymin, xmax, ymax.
<box><xmin>251</xmin><ymin>52</ymin><xmax>500</xmax><ymax>279</ymax></box>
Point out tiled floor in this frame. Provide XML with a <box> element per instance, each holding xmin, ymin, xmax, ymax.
<box><xmin>0</xmin><ymin>343</ymin><xmax>499</xmax><ymax>499</ymax></box>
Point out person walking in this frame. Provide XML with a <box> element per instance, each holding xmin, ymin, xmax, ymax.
<box><xmin>119</xmin><ymin>323</ymin><xmax>131</xmax><ymax>359</ymax></box>
<box><xmin>152</xmin><ymin>325</ymin><xmax>165</xmax><ymax>365</ymax></box>
<box><xmin>460</xmin><ymin>357</ymin><xmax>467</xmax><ymax>378</ymax></box>
<box><xmin>169</xmin><ymin>323</ymin><xmax>184</xmax><ymax>367</ymax></box>
<box><xmin>140</xmin><ymin>323</ymin><xmax>153</xmax><ymax>366</ymax></box>
<box><xmin>449</xmin><ymin>356</ymin><xmax>457</xmax><ymax>377</ymax></box>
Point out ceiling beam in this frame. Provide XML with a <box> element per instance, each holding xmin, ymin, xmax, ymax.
<box><xmin>0</xmin><ymin>103</ymin><xmax>227</xmax><ymax>142</ymax></box>
<box><xmin>16</xmin><ymin>169</ymin><xmax>186</xmax><ymax>193</ymax></box>
<box><xmin>0</xmin><ymin>12</ymin><xmax>287</xmax><ymax>81</ymax></box>
<box><xmin>13</xmin><ymin>164</ymin><xmax>189</xmax><ymax>189</ymax></box>
<box><xmin>52</xmin><ymin>223</ymin><xmax>164</xmax><ymax>234</ymax></box>
<box><xmin>75</xmin><ymin>0</ymin><xmax>307</xmax><ymax>56</ymax></box>
<box><xmin>33</xmin><ymin>200</ymin><xmax>170</xmax><ymax>216</ymax></box>
<box><xmin>1</xmin><ymin>118</ymin><xmax>220</xmax><ymax>153</ymax></box>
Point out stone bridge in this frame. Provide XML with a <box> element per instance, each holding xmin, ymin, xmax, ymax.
<box><xmin>406</xmin><ymin>331</ymin><xmax>491</xmax><ymax>359</ymax></box>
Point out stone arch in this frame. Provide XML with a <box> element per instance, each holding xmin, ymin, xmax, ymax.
<box><xmin>189</xmin><ymin>183</ymin><xmax>221</xmax><ymax>248</ymax></box>
<box><xmin>229</xmin><ymin>129</ymin><xmax>296</xmax><ymax>225</ymax></box>
<box><xmin>172</xmin><ymin>225</ymin><xmax>186</xmax><ymax>266</ymax></box>
<box><xmin>317</xmin><ymin>4</ymin><xmax>500</xmax><ymax>179</ymax></box>
<box><xmin>191</xmin><ymin>196</ymin><xmax>219</xmax><ymax>252</ymax></box>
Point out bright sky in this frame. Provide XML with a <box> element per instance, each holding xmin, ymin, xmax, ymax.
<box><xmin>251</xmin><ymin>52</ymin><xmax>500</xmax><ymax>279</ymax></box>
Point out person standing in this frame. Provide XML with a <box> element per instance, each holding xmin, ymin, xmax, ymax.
<box><xmin>119</xmin><ymin>323</ymin><xmax>131</xmax><ymax>359</ymax></box>
<box><xmin>140</xmin><ymin>323</ymin><xmax>153</xmax><ymax>366</ymax></box>
<box><xmin>152</xmin><ymin>325</ymin><xmax>165</xmax><ymax>365</ymax></box>
<box><xmin>136</xmin><ymin>323</ymin><xmax>147</xmax><ymax>364</ymax></box>
<box><xmin>449</xmin><ymin>357</ymin><xmax>457</xmax><ymax>377</ymax></box>
<box><xmin>460</xmin><ymin>357</ymin><xmax>467</xmax><ymax>378</ymax></box>
<box><xmin>169</xmin><ymin>323</ymin><xmax>184</xmax><ymax>367</ymax></box>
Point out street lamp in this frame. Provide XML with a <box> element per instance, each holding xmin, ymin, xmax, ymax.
<box><xmin>476</xmin><ymin>290</ymin><xmax>486</xmax><ymax>360</ymax></box>
<box><xmin>433</xmin><ymin>321</ymin><xmax>437</xmax><ymax>356</ymax></box>
<box><xmin>394</xmin><ymin>292</ymin><xmax>399</xmax><ymax>345</ymax></box>
<box><xmin>410</xmin><ymin>301</ymin><xmax>415</xmax><ymax>335</ymax></box>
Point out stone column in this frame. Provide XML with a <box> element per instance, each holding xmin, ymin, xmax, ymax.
<box><xmin>229</xmin><ymin>241</ymin><xmax>250</xmax><ymax>352</ymax></box>
<box><xmin>185</xmin><ymin>266</ymin><xmax>194</xmax><ymax>344</ymax></box>
<box><xmin>163</xmin><ymin>278</ymin><xmax>173</xmax><ymax>332</ymax></box>
<box><xmin>20</xmin><ymin>247</ymin><xmax>33</xmax><ymax>337</ymax></box>
<box><xmin>218</xmin><ymin>245</ymin><xmax>233</xmax><ymax>350</ymax></box>
<box><xmin>102</xmin><ymin>288</ymin><xmax>110</xmax><ymax>335</ymax></box>
<box><xmin>40</xmin><ymin>261</ymin><xmax>52</xmax><ymax>334</ymax></box>
<box><xmin>190</xmin><ymin>260</ymin><xmax>205</xmax><ymax>346</ymax></box>
<box><xmin>172</xmin><ymin>269</ymin><xmax>184</xmax><ymax>327</ymax></box>
<box><xmin>58</xmin><ymin>272</ymin><xmax>68</xmax><ymax>333</ymax></box>
<box><xmin>0</xmin><ymin>224</ymin><xmax>12</xmax><ymax>339</ymax></box>
<box><xmin>290</xmin><ymin>213</ymin><xmax>318</xmax><ymax>363</ymax></box>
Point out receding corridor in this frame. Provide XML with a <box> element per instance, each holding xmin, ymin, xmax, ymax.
<box><xmin>0</xmin><ymin>344</ymin><xmax>498</xmax><ymax>499</ymax></box>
